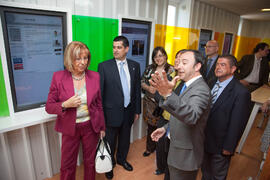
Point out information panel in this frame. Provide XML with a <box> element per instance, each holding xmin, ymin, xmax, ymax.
<box><xmin>122</xmin><ymin>19</ymin><xmax>151</xmax><ymax>75</ymax></box>
<box><xmin>222</xmin><ymin>32</ymin><xmax>233</xmax><ymax>55</ymax></box>
<box><xmin>1</xmin><ymin>7</ymin><xmax>66</xmax><ymax>112</ymax></box>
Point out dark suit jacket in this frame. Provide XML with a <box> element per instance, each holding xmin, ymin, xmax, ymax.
<box><xmin>98</xmin><ymin>58</ymin><xmax>141</xmax><ymax>127</ymax></box>
<box><xmin>46</xmin><ymin>70</ymin><xmax>105</xmax><ymax>136</ymax></box>
<box><xmin>204</xmin><ymin>77</ymin><xmax>251</xmax><ymax>154</ymax></box>
<box><xmin>235</xmin><ymin>54</ymin><xmax>269</xmax><ymax>86</ymax></box>
<box><xmin>201</xmin><ymin>56</ymin><xmax>218</xmax><ymax>89</ymax></box>
<box><xmin>160</xmin><ymin>77</ymin><xmax>211</xmax><ymax>171</ymax></box>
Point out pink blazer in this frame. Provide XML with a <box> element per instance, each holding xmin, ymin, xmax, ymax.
<box><xmin>45</xmin><ymin>69</ymin><xmax>105</xmax><ymax>136</ymax></box>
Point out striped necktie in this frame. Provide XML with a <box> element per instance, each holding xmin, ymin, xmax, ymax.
<box><xmin>211</xmin><ymin>82</ymin><xmax>221</xmax><ymax>105</ymax></box>
<box><xmin>119</xmin><ymin>62</ymin><xmax>130</xmax><ymax>107</ymax></box>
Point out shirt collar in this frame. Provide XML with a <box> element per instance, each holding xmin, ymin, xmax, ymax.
<box><xmin>209</xmin><ymin>54</ymin><xmax>218</xmax><ymax>61</ymax></box>
<box><xmin>115</xmin><ymin>58</ymin><xmax>127</xmax><ymax>65</ymax></box>
<box><xmin>254</xmin><ymin>54</ymin><xmax>262</xmax><ymax>62</ymax></box>
<box><xmin>185</xmin><ymin>75</ymin><xmax>202</xmax><ymax>87</ymax></box>
<box><xmin>217</xmin><ymin>76</ymin><xmax>234</xmax><ymax>87</ymax></box>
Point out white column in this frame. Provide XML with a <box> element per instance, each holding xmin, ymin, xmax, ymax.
<box><xmin>40</xmin><ymin>123</ymin><xmax>53</xmax><ymax>177</ymax></box>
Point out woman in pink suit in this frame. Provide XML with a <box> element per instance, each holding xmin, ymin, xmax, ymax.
<box><xmin>46</xmin><ymin>41</ymin><xmax>105</xmax><ymax>180</ymax></box>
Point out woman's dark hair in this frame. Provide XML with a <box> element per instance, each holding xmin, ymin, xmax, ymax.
<box><xmin>151</xmin><ymin>46</ymin><xmax>170</xmax><ymax>72</ymax></box>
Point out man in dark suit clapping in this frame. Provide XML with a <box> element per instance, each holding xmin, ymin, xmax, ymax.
<box><xmin>201</xmin><ymin>55</ymin><xmax>251</xmax><ymax>180</ymax></box>
<box><xmin>98</xmin><ymin>36</ymin><xmax>141</xmax><ymax>179</ymax></box>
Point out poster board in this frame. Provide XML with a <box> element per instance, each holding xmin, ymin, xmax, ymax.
<box><xmin>0</xmin><ymin>5</ymin><xmax>67</xmax><ymax>112</ymax></box>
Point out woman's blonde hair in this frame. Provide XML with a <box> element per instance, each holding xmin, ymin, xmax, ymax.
<box><xmin>64</xmin><ymin>41</ymin><xmax>91</xmax><ymax>72</ymax></box>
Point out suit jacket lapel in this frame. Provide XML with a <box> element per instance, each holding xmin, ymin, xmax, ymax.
<box><xmin>85</xmin><ymin>71</ymin><xmax>95</xmax><ymax>107</ymax></box>
<box><xmin>209</xmin><ymin>59</ymin><xmax>217</xmax><ymax>76</ymax></box>
<box><xmin>179</xmin><ymin>77</ymin><xmax>203</xmax><ymax>98</ymax></box>
<box><xmin>61</xmin><ymin>70</ymin><xmax>75</xmax><ymax>99</ymax></box>
<box><xmin>127</xmin><ymin>59</ymin><xmax>135</xmax><ymax>96</ymax></box>
<box><xmin>211</xmin><ymin>78</ymin><xmax>235</xmax><ymax>113</ymax></box>
<box><xmin>174</xmin><ymin>81</ymin><xmax>184</xmax><ymax>95</ymax></box>
<box><xmin>111</xmin><ymin>59</ymin><xmax>124</xmax><ymax>93</ymax></box>
<box><xmin>207</xmin><ymin>56</ymin><xmax>218</xmax><ymax>78</ymax></box>
<box><xmin>247</xmin><ymin>55</ymin><xmax>255</xmax><ymax>73</ymax></box>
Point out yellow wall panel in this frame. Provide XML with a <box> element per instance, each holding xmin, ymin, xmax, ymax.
<box><xmin>154</xmin><ymin>24</ymin><xmax>191</xmax><ymax>65</ymax></box>
<box><xmin>262</xmin><ymin>38</ymin><xmax>270</xmax><ymax>46</ymax></box>
<box><xmin>154</xmin><ymin>24</ymin><xmax>167</xmax><ymax>48</ymax></box>
<box><xmin>165</xmin><ymin>26</ymin><xmax>190</xmax><ymax>65</ymax></box>
<box><xmin>164</xmin><ymin>26</ymin><xmax>175</xmax><ymax>65</ymax></box>
<box><xmin>154</xmin><ymin>24</ymin><xmax>268</xmax><ymax>64</ymax></box>
<box><xmin>231</xmin><ymin>35</ymin><xmax>238</xmax><ymax>56</ymax></box>
<box><xmin>188</xmin><ymin>28</ymin><xmax>200</xmax><ymax>50</ymax></box>
<box><xmin>234</xmin><ymin>36</ymin><xmax>261</xmax><ymax>60</ymax></box>
<box><xmin>214</xmin><ymin>32</ymin><xmax>224</xmax><ymax>55</ymax></box>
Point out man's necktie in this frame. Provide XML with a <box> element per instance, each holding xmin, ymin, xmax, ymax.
<box><xmin>206</xmin><ymin>58</ymin><xmax>213</xmax><ymax>76</ymax></box>
<box><xmin>179</xmin><ymin>83</ymin><xmax>187</xmax><ymax>95</ymax></box>
<box><xmin>119</xmin><ymin>62</ymin><xmax>130</xmax><ymax>107</ymax></box>
<box><xmin>211</xmin><ymin>82</ymin><xmax>221</xmax><ymax>105</ymax></box>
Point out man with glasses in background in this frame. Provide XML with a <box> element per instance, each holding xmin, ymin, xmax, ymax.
<box><xmin>201</xmin><ymin>40</ymin><xmax>219</xmax><ymax>88</ymax></box>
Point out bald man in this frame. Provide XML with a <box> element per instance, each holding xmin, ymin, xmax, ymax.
<box><xmin>201</xmin><ymin>40</ymin><xmax>219</xmax><ymax>88</ymax></box>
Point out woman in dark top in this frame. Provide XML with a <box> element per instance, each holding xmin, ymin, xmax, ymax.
<box><xmin>141</xmin><ymin>47</ymin><xmax>173</xmax><ymax>167</ymax></box>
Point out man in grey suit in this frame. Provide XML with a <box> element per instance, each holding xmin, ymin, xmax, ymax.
<box><xmin>150</xmin><ymin>50</ymin><xmax>211</xmax><ymax>180</ymax></box>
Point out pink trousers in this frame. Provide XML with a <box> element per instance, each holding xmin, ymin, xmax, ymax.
<box><xmin>60</xmin><ymin>120</ymin><xmax>99</xmax><ymax>180</ymax></box>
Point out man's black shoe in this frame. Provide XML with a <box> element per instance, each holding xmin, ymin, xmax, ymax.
<box><xmin>105</xmin><ymin>170</ymin><xmax>114</xmax><ymax>179</ymax></box>
<box><xmin>117</xmin><ymin>161</ymin><xmax>133</xmax><ymax>171</ymax></box>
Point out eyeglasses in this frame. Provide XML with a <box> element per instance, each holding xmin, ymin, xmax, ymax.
<box><xmin>205</xmin><ymin>46</ymin><xmax>216</xmax><ymax>48</ymax></box>
<box><xmin>154</xmin><ymin>54</ymin><xmax>164</xmax><ymax>59</ymax></box>
<box><xmin>75</xmin><ymin>57</ymin><xmax>88</xmax><ymax>62</ymax></box>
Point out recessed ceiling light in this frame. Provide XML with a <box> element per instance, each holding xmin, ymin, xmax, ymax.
<box><xmin>261</xmin><ymin>8</ymin><xmax>270</xmax><ymax>12</ymax></box>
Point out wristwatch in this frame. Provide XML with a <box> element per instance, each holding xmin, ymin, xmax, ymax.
<box><xmin>163</xmin><ymin>93</ymin><xmax>172</xmax><ymax>100</ymax></box>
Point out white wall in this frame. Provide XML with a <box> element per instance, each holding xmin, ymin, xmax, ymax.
<box><xmin>175</xmin><ymin>0</ymin><xmax>193</xmax><ymax>28</ymax></box>
<box><xmin>1</xmin><ymin>0</ymin><xmax>168</xmax><ymax>25</ymax></box>
<box><xmin>190</xmin><ymin>0</ymin><xmax>240</xmax><ymax>34</ymax></box>
<box><xmin>240</xmin><ymin>18</ymin><xmax>270</xmax><ymax>38</ymax></box>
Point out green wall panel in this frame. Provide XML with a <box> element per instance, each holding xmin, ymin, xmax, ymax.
<box><xmin>0</xmin><ymin>55</ymin><xmax>9</xmax><ymax>117</ymax></box>
<box><xmin>72</xmin><ymin>15</ymin><xmax>119</xmax><ymax>72</ymax></box>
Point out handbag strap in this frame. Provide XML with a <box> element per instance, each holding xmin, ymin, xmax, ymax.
<box><xmin>103</xmin><ymin>137</ymin><xmax>112</xmax><ymax>155</ymax></box>
<box><xmin>96</xmin><ymin>139</ymin><xmax>102</xmax><ymax>155</ymax></box>
<box><xmin>96</xmin><ymin>137</ymin><xmax>112</xmax><ymax>156</ymax></box>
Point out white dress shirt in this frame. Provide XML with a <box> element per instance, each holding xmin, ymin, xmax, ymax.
<box><xmin>243</xmin><ymin>55</ymin><xmax>262</xmax><ymax>84</ymax></box>
<box><xmin>185</xmin><ymin>75</ymin><xmax>202</xmax><ymax>87</ymax></box>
